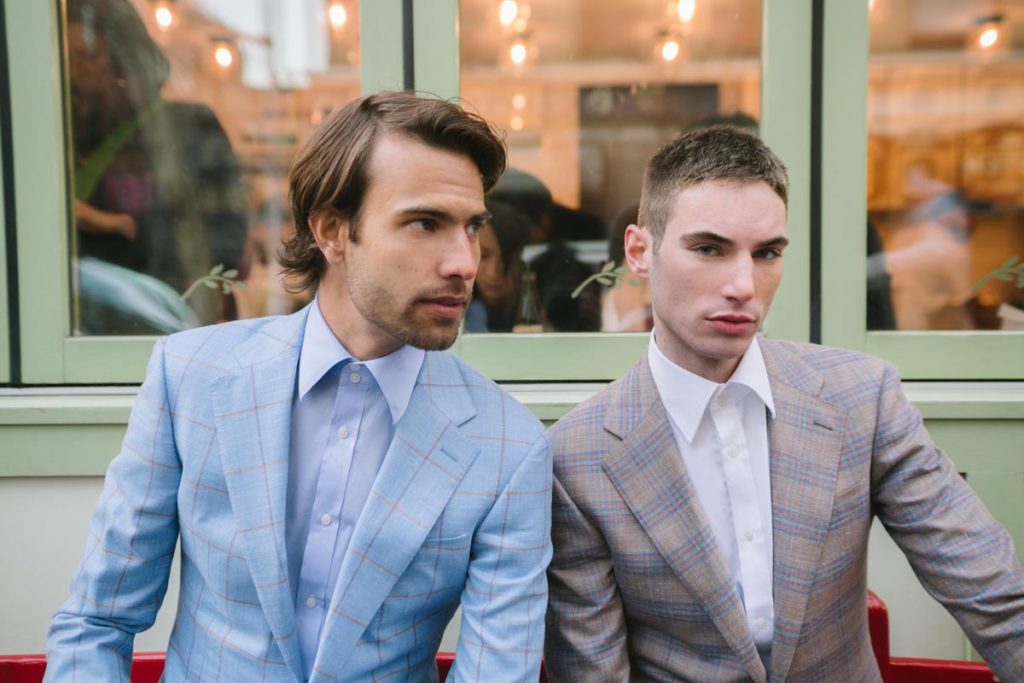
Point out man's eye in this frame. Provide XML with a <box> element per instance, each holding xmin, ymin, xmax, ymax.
<box><xmin>694</xmin><ymin>244</ymin><xmax>719</xmax><ymax>256</ymax></box>
<box><xmin>756</xmin><ymin>248</ymin><xmax>783</xmax><ymax>260</ymax></box>
<box><xmin>409</xmin><ymin>219</ymin><xmax>435</xmax><ymax>232</ymax></box>
<box><xmin>466</xmin><ymin>222</ymin><xmax>483</xmax><ymax>236</ymax></box>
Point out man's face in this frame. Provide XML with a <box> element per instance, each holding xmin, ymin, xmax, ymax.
<box><xmin>316</xmin><ymin>133</ymin><xmax>488</xmax><ymax>359</ymax></box>
<box><xmin>475</xmin><ymin>224</ymin><xmax>517</xmax><ymax>305</ymax></box>
<box><xmin>626</xmin><ymin>179</ymin><xmax>788</xmax><ymax>382</ymax></box>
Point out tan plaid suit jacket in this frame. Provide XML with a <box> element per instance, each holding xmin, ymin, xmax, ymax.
<box><xmin>545</xmin><ymin>339</ymin><xmax>1024</xmax><ymax>682</ymax></box>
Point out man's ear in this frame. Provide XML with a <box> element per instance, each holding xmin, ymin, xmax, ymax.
<box><xmin>308</xmin><ymin>211</ymin><xmax>350</xmax><ymax>265</ymax></box>
<box><xmin>624</xmin><ymin>224</ymin><xmax>653</xmax><ymax>280</ymax></box>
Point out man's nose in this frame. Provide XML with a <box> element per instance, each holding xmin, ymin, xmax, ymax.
<box><xmin>722</xmin><ymin>256</ymin><xmax>755</xmax><ymax>302</ymax></box>
<box><xmin>440</xmin><ymin>229</ymin><xmax>479</xmax><ymax>281</ymax></box>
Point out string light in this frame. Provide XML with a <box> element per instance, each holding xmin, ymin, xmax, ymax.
<box><xmin>677</xmin><ymin>0</ymin><xmax>696</xmax><ymax>24</ymax></box>
<box><xmin>510</xmin><ymin>115</ymin><xmax>524</xmax><ymax>131</ymax></box>
<box><xmin>512</xmin><ymin>93</ymin><xmax>527</xmax><ymax>110</ymax></box>
<box><xmin>328</xmin><ymin>1</ymin><xmax>347</xmax><ymax>29</ymax></box>
<box><xmin>661</xmin><ymin>39</ymin><xmax>680</xmax><ymax>61</ymax></box>
<box><xmin>509</xmin><ymin>39</ymin><xmax>527</xmax><ymax>65</ymax></box>
<box><xmin>979</xmin><ymin>27</ymin><xmax>999</xmax><ymax>48</ymax></box>
<box><xmin>154</xmin><ymin>1</ymin><xmax>174</xmax><ymax>30</ymax></box>
<box><xmin>499</xmin><ymin>0</ymin><xmax>519</xmax><ymax>27</ymax></box>
<box><xmin>214</xmin><ymin>46</ymin><xmax>233</xmax><ymax>68</ymax></box>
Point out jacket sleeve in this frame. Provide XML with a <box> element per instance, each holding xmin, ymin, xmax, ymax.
<box><xmin>544</xmin><ymin>472</ymin><xmax>631</xmax><ymax>682</ymax></box>
<box><xmin>871</xmin><ymin>361</ymin><xmax>1024</xmax><ymax>680</ymax></box>
<box><xmin>45</xmin><ymin>340</ymin><xmax>181</xmax><ymax>681</ymax></box>
<box><xmin>448</xmin><ymin>433</ymin><xmax>552</xmax><ymax>683</ymax></box>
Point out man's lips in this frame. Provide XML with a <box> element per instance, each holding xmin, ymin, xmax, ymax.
<box><xmin>419</xmin><ymin>295</ymin><xmax>468</xmax><ymax>318</ymax></box>
<box><xmin>707</xmin><ymin>313</ymin><xmax>757</xmax><ymax>335</ymax></box>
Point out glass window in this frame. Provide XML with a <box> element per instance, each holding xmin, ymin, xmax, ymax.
<box><xmin>458</xmin><ymin>0</ymin><xmax>761</xmax><ymax>334</ymax></box>
<box><xmin>867</xmin><ymin>0</ymin><xmax>1024</xmax><ymax>332</ymax></box>
<box><xmin>64</xmin><ymin>0</ymin><xmax>360</xmax><ymax>335</ymax></box>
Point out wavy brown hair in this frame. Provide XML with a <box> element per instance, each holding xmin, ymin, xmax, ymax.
<box><xmin>639</xmin><ymin>125</ymin><xmax>788</xmax><ymax>249</ymax></box>
<box><xmin>281</xmin><ymin>92</ymin><xmax>507</xmax><ymax>291</ymax></box>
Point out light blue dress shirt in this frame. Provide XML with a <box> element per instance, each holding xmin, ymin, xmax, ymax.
<box><xmin>285</xmin><ymin>301</ymin><xmax>424</xmax><ymax>680</ymax></box>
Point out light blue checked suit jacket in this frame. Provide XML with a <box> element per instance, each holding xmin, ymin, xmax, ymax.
<box><xmin>46</xmin><ymin>306</ymin><xmax>552</xmax><ymax>682</ymax></box>
<box><xmin>545</xmin><ymin>339</ymin><xmax>1024</xmax><ymax>683</ymax></box>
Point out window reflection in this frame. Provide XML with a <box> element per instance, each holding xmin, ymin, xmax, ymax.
<box><xmin>460</xmin><ymin>0</ymin><xmax>762</xmax><ymax>333</ymax></box>
<box><xmin>65</xmin><ymin>0</ymin><xmax>360</xmax><ymax>335</ymax></box>
<box><xmin>867</xmin><ymin>0</ymin><xmax>1024</xmax><ymax>331</ymax></box>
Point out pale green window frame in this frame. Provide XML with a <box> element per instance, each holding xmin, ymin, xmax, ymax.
<box><xmin>7</xmin><ymin>0</ymin><xmax>811</xmax><ymax>384</ymax></box>
<box><xmin>821</xmin><ymin>0</ymin><xmax>1024</xmax><ymax>380</ymax></box>
<box><xmin>0</xmin><ymin>111</ymin><xmax>9</xmax><ymax>385</ymax></box>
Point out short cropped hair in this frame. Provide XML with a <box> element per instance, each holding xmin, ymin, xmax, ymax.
<box><xmin>638</xmin><ymin>126</ymin><xmax>788</xmax><ymax>247</ymax></box>
<box><xmin>282</xmin><ymin>92</ymin><xmax>507</xmax><ymax>291</ymax></box>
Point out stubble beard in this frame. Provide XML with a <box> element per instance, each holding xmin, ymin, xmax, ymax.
<box><xmin>349</xmin><ymin>278</ymin><xmax>465</xmax><ymax>352</ymax></box>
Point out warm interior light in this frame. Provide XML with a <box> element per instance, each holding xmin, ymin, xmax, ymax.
<box><xmin>499</xmin><ymin>0</ymin><xmax>519</xmax><ymax>27</ymax></box>
<box><xmin>154</xmin><ymin>3</ymin><xmax>173</xmax><ymax>30</ymax></box>
<box><xmin>329</xmin><ymin>2</ymin><xmax>347</xmax><ymax>29</ymax></box>
<box><xmin>677</xmin><ymin>0</ymin><xmax>696</xmax><ymax>24</ymax></box>
<box><xmin>214</xmin><ymin>46</ymin><xmax>233</xmax><ymax>68</ymax></box>
<box><xmin>661</xmin><ymin>39</ymin><xmax>680</xmax><ymax>61</ymax></box>
<box><xmin>510</xmin><ymin>115</ymin><xmax>524</xmax><ymax>131</ymax></box>
<box><xmin>979</xmin><ymin>27</ymin><xmax>999</xmax><ymax>48</ymax></box>
<box><xmin>509</xmin><ymin>40</ymin><xmax>527</xmax><ymax>65</ymax></box>
<box><xmin>512</xmin><ymin>93</ymin><xmax>527</xmax><ymax>110</ymax></box>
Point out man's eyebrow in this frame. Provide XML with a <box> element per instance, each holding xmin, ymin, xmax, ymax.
<box><xmin>681</xmin><ymin>231</ymin><xmax>733</xmax><ymax>246</ymax></box>
<box><xmin>757</xmin><ymin>236</ymin><xmax>790</xmax><ymax>249</ymax></box>
<box><xmin>397</xmin><ymin>207</ymin><xmax>492</xmax><ymax>224</ymax></box>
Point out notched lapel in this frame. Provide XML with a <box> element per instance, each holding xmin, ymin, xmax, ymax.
<box><xmin>311</xmin><ymin>380</ymin><xmax>480</xmax><ymax>678</ymax></box>
<box><xmin>211</xmin><ymin>313</ymin><xmax>306</xmax><ymax>682</ymax></box>
<box><xmin>601</xmin><ymin>372</ymin><xmax>766</xmax><ymax>682</ymax></box>
<box><xmin>766</xmin><ymin>379</ymin><xmax>846</xmax><ymax>683</ymax></box>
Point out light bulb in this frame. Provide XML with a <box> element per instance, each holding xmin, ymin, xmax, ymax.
<box><xmin>979</xmin><ymin>27</ymin><xmax>999</xmax><ymax>48</ymax></box>
<box><xmin>154</xmin><ymin>3</ymin><xmax>173</xmax><ymax>30</ymax></box>
<box><xmin>512</xmin><ymin>93</ymin><xmax>527</xmax><ymax>110</ymax></box>
<box><xmin>499</xmin><ymin>0</ymin><xmax>518</xmax><ymax>27</ymax></box>
<box><xmin>510</xmin><ymin>40</ymin><xmax>527</xmax><ymax>65</ymax></box>
<box><xmin>677</xmin><ymin>0</ymin><xmax>696</xmax><ymax>24</ymax></box>
<box><xmin>510</xmin><ymin>115</ymin><xmax>524</xmax><ymax>131</ymax></box>
<box><xmin>661</xmin><ymin>39</ymin><xmax>680</xmax><ymax>61</ymax></box>
<box><xmin>214</xmin><ymin>46</ymin><xmax>233</xmax><ymax>68</ymax></box>
<box><xmin>329</xmin><ymin>2</ymin><xmax>347</xmax><ymax>29</ymax></box>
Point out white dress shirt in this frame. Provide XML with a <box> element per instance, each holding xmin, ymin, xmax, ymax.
<box><xmin>648</xmin><ymin>333</ymin><xmax>776</xmax><ymax>653</ymax></box>
<box><xmin>286</xmin><ymin>300</ymin><xmax>424</xmax><ymax>678</ymax></box>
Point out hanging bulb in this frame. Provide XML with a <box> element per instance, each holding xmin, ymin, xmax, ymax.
<box><xmin>661</xmin><ymin>39</ymin><xmax>680</xmax><ymax>61</ymax></box>
<box><xmin>154</xmin><ymin>1</ymin><xmax>174</xmax><ymax>30</ymax></box>
<box><xmin>979</xmin><ymin>26</ymin><xmax>999</xmax><ymax>49</ymax></box>
<box><xmin>214</xmin><ymin>46</ymin><xmax>233</xmax><ymax>68</ymax></box>
<box><xmin>328</xmin><ymin>1</ymin><xmax>347</xmax><ymax>29</ymax></box>
<box><xmin>499</xmin><ymin>0</ymin><xmax>519</xmax><ymax>27</ymax></box>
<box><xmin>510</xmin><ymin>39</ymin><xmax>528</xmax><ymax>65</ymax></box>
<box><xmin>677</xmin><ymin>0</ymin><xmax>696</xmax><ymax>24</ymax></box>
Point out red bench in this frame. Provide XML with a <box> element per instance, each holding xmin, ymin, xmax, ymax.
<box><xmin>1</xmin><ymin>593</ymin><xmax>994</xmax><ymax>682</ymax></box>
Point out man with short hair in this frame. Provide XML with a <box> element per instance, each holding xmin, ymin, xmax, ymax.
<box><xmin>544</xmin><ymin>126</ymin><xmax>1024</xmax><ymax>682</ymax></box>
<box><xmin>46</xmin><ymin>92</ymin><xmax>552</xmax><ymax>683</ymax></box>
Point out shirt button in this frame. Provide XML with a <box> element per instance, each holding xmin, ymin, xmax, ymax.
<box><xmin>755</xmin><ymin>617</ymin><xmax>767</xmax><ymax>631</ymax></box>
<box><xmin>305</xmin><ymin>595</ymin><xmax>317</xmax><ymax>609</ymax></box>
<box><xmin>320</xmin><ymin>514</ymin><xmax>332</xmax><ymax>526</ymax></box>
<box><xmin>337</xmin><ymin>425</ymin><xmax>349</xmax><ymax>439</ymax></box>
<box><xmin>349</xmin><ymin>372</ymin><xmax>361</xmax><ymax>384</ymax></box>
<box><xmin>744</xmin><ymin>530</ymin><xmax>755</xmax><ymax>542</ymax></box>
<box><xmin>728</xmin><ymin>447</ymin><xmax>741</xmax><ymax>459</ymax></box>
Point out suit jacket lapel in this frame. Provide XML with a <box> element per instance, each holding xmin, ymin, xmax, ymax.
<box><xmin>601</xmin><ymin>358</ymin><xmax>767</xmax><ymax>682</ymax></box>
<box><xmin>311</xmin><ymin>352</ymin><xmax>480</xmax><ymax>679</ymax></box>
<box><xmin>211</xmin><ymin>308</ymin><xmax>309</xmax><ymax>682</ymax></box>
<box><xmin>761</xmin><ymin>342</ymin><xmax>846</xmax><ymax>683</ymax></box>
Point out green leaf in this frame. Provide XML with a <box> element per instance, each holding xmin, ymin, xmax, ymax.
<box><xmin>222</xmin><ymin>283</ymin><xmax>232</xmax><ymax>294</ymax></box>
<box><xmin>1001</xmin><ymin>254</ymin><xmax>1021</xmax><ymax>269</ymax></box>
<box><xmin>995</xmin><ymin>272</ymin><xmax>1014</xmax><ymax>282</ymax></box>
<box><xmin>222</xmin><ymin>269</ymin><xmax>238</xmax><ymax>279</ymax></box>
<box><xmin>601</xmin><ymin>260</ymin><xmax>616</xmax><ymax>273</ymax></box>
<box><xmin>210</xmin><ymin>263</ymin><xmax>225</xmax><ymax>276</ymax></box>
<box><xmin>595</xmin><ymin>275</ymin><xmax>615</xmax><ymax>286</ymax></box>
<box><xmin>234</xmin><ymin>281</ymin><xmax>247</xmax><ymax>290</ymax></box>
<box><xmin>204</xmin><ymin>279</ymin><xmax>218</xmax><ymax>289</ymax></box>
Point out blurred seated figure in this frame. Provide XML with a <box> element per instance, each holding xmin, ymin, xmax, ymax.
<box><xmin>878</xmin><ymin>172</ymin><xmax>974</xmax><ymax>330</ymax></box>
<box><xmin>67</xmin><ymin>0</ymin><xmax>247</xmax><ymax>332</ymax></box>
<box><xmin>530</xmin><ymin>242</ymin><xmax>602</xmax><ymax>332</ymax></box>
<box><xmin>488</xmin><ymin>167</ymin><xmax>554</xmax><ymax>244</ymax></box>
<box><xmin>465</xmin><ymin>199</ymin><xmax>532</xmax><ymax>332</ymax></box>
<box><xmin>601</xmin><ymin>202</ymin><xmax>653</xmax><ymax>332</ymax></box>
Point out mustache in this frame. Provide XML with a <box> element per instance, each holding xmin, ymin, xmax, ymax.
<box><xmin>416</xmin><ymin>284</ymin><xmax>472</xmax><ymax>301</ymax></box>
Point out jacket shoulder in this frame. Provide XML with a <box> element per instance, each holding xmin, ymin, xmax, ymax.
<box><xmin>159</xmin><ymin>315</ymin><xmax>286</xmax><ymax>377</ymax></box>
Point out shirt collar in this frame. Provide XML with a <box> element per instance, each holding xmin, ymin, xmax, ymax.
<box><xmin>298</xmin><ymin>298</ymin><xmax>425</xmax><ymax>423</ymax></box>
<box><xmin>647</xmin><ymin>332</ymin><xmax>775</xmax><ymax>444</ymax></box>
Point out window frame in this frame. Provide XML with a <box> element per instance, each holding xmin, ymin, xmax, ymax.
<box><xmin>9</xmin><ymin>0</ymin><xmax>812</xmax><ymax>384</ymax></box>
<box><xmin>821</xmin><ymin>0</ymin><xmax>1024</xmax><ymax>380</ymax></box>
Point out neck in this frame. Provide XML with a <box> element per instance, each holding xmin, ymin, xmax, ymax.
<box><xmin>316</xmin><ymin>278</ymin><xmax>402</xmax><ymax>361</ymax></box>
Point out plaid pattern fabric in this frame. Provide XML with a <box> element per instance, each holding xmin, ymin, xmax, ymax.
<box><xmin>545</xmin><ymin>339</ymin><xmax>1024</xmax><ymax>683</ymax></box>
<box><xmin>45</xmin><ymin>306</ymin><xmax>551</xmax><ymax>683</ymax></box>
